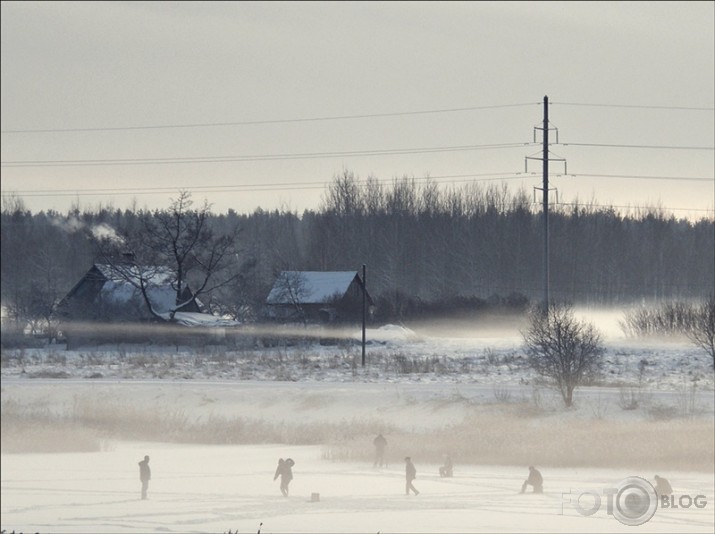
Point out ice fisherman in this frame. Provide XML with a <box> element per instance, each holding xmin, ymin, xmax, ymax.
<box><xmin>138</xmin><ymin>455</ymin><xmax>151</xmax><ymax>500</ymax></box>
<box><xmin>654</xmin><ymin>475</ymin><xmax>673</xmax><ymax>498</ymax></box>
<box><xmin>520</xmin><ymin>465</ymin><xmax>543</xmax><ymax>494</ymax></box>
<box><xmin>274</xmin><ymin>458</ymin><xmax>295</xmax><ymax>497</ymax></box>
<box><xmin>405</xmin><ymin>456</ymin><xmax>419</xmax><ymax>496</ymax></box>
<box><xmin>439</xmin><ymin>454</ymin><xmax>453</xmax><ymax>477</ymax></box>
<box><xmin>373</xmin><ymin>433</ymin><xmax>387</xmax><ymax>467</ymax></box>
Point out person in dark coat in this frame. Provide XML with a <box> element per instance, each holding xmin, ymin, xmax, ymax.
<box><xmin>138</xmin><ymin>455</ymin><xmax>151</xmax><ymax>500</ymax></box>
<box><xmin>373</xmin><ymin>434</ymin><xmax>387</xmax><ymax>467</ymax></box>
<box><xmin>274</xmin><ymin>458</ymin><xmax>295</xmax><ymax>497</ymax></box>
<box><xmin>654</xmin><ymin>475</ymin><xmax>673</xmax><ymax>498</ymax></box>
<box><xmin>520</xmin><ymin>465</ymin><xmax>543</xmax><ymax>494</ymax></box>
<box><xmin>405</xmin><ymin>457</ymin><xmax>419</xmax><ymax>496</ymax></box>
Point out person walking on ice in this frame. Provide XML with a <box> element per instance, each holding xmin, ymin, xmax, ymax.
<box><xmin>405</xmin><ymin>457</ymin><xmax>419</xmax><ymax>496</ymax></box>
<box><xmin>138</xmin><ymin>455</ymin><xmax>151</xmax><ymax>500</ymax></box>
<box><xmin>520</xmin><ymin>465</ymin><xmax>543</xmax><ymax>494</ymax></box>
<box><xmin>274</xmin><ymin>458</ymin><xmax>294</xmax><ymax>497</ymax></box>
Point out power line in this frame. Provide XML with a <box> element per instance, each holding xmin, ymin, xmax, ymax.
<box><xmin>0</xmin><ymin>142</ymin><xmax>535</xmax><ymax>168</ymax></box>
<box><xmin>5</xmin><ymin>139</ymin><xmax>713</xmax><ymax>169</ymax></box>
<box><xmin>558</xmin><ymin>173</ymin><xmax>712</xmax><ymax>182</ymax></box>
<box><xmin>553</xmin><ymin>102</ymin><xmax>715</xmax><ymax>111</ymax></box>
<box><xmin>3</xmin><ymin>172</ymin><xmax>712</xmax><ymax>214</ymax></box>
<box><xmin>3</xmin><ymin>101</ymin><xmax>712</xmax><ymax>135</ymax></box>
<box><xmin>0</xmin><ymin>102</ymin><xmax>540</xmax><ymax>134</ymax></box>
<box><xmin>553</xmin><ymin>202</ymin><xmax>713</xmax><ymax>214</ymax></box>
<box><xmin>4</xmin><ymin>171</ymin><xmax>710</xmax><ymax>197</ymax></box>
<box><xmin>0</xmin><ymin>172</ymin><xmax>535</xmax><ymax>197</ymax></box>
<box><xmin>559</xmin><ymin>142</ymin><xmax>714</xmax><ymax>150</ymax></box>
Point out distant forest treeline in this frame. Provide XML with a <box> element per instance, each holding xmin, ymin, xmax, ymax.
<box><xmin>2</xmin><ymin>173</ymin><xmax>714</xmax><ymax>325</ymax></box>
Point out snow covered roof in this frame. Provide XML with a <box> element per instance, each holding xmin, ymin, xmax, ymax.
<box><xmin>94</xmin><ymin>264</ymin><xmax>181</xmax><ymax>314</ymax></box>
<box><xmin>266</xmin><ymin>271</ymin><xmax>361</xmax><ymax>305</ymax></box>
<box><xmin>95</xmin><ymin>264</ymin><xmax>175</xmax><ymax>286</ymax></box>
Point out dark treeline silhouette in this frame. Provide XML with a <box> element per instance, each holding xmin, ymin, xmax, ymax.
<box><xmin>2</xmin><ymin>172</ymin><xmax>713</xmax><ymax>334</ymax></box>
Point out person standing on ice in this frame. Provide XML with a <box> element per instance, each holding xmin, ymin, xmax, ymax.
<box><xmin>274</xmin><ymin>458</ymin><xmax>294</xmax><ymax>497</ymax></box>
<box><xmin>373</xmin><ymin>433</ymin><xmax>387</xmax><ymax>467</ymax></box>
<box><xmin>405</xmin><ymin>457</ymin><xmax>419</xmax><ymax>496</ymax></box>
<box><xmin>138</xmin><ymin>455</ymin><xmax>151</xmax><ymax>500</ymax></box>
<box><xmin>520</xmin><ymin>465</ymin><xmax>543</xmax><ymax>494</ymax></box>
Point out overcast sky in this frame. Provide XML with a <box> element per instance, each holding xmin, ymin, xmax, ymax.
<box><xmin>1</xmin><ymin>1</ymin><xmax>713</xmax><ymax>218</ymax></box>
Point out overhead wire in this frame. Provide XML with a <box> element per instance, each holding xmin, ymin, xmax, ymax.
<box><xmin>0</xmin><ymin>142</ymin><xmax>535</xmax><ymax>168</ymax></box>
<box><xmin>2</xmin><ymin>100</ymin><xmax>712</xmax><ymax>134</ymax></box>
<box><xmin>1</xmin><ymin>100</ymin><xmax>712</xmax><ymax>214</ymax></box>
<box><xmin>552</xmin><ymin>102</ymin><xmax>714</xmax><ymax>111</ymax></box>
<box><xmin>0</xmin><ymin>102</ymin><xmax>541</xmax><ymax>134</ymax></box>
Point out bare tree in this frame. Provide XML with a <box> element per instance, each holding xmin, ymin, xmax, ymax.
<box><xmin>687</xmin><ymin>295</ymin><xmax>715</xmax><ymax>366</ymax></box>
<box><xmin>94</xmin><ymin>191</ymin><xmax>242</xmax><ymax>321</ymax></box>
<box><xmin>523</xmin><ymin>303</ymin><xmax>605</xmax><ymax>407</ymax></box>
<box><xmin>270</xmin><ymin>271</ymin><xmax>309</xmax><ymax>325</ymax></box>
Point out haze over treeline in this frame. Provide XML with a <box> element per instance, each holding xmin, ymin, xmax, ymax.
<box><xmin>2</xmin><ymin>173</ymin><xmax>713</xmax><ymax>324</ymax></box>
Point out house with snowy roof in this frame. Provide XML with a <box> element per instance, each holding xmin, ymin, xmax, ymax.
<box><xmin>264</xmin><ymin>271</ymin><xmax>374</xmax><ymax>325</ymax></box>
<box><xmin>58</xmin><ymin>263</ymin><xmax>202</xmax><ymax>321</ymax></box>
<box><xmin>57</xmin><ymin>262</ymin><xmax>238</xmax><ymax>347</ymax></box>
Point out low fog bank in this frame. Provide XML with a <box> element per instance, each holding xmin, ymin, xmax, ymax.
<box><xmin>405</xmin><ymin>305</ymin><xmax>698</xmax><ymax>342</ymax></box>
<box><xmin>2</xmin><ymin>306</ymin><xmax>712</xmax><ymax>475</ymax></box>
<box><xmin>2</xmin><ymin>380</ymin><xmax>713</xmax><ymax>473</ymax></box>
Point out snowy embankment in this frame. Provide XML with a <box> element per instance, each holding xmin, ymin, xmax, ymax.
<box><xmin>2</xmin><ymin>324</ymin><xmax>712</xmax><ymax>389</ymax></box>
<box><xmin>1</xmin><ymin>322</ymin><xmax>714</xmax><ymax>533</ymax></box>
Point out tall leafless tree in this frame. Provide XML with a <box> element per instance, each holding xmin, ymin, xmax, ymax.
<box><xmin>94</xmin><ymin>191</ymin><xmax>242</xmax><ymax>321</ymax></box>
<box><xmin>523</xmin><ymin>302</ymin><xmax>605</xmax><ymax>407</ymax></box>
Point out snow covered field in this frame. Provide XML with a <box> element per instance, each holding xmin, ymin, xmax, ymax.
<box><xmin>2</xmin><ymin>318</ymin><xmax>714</xmax><ymax>533</ymax></box>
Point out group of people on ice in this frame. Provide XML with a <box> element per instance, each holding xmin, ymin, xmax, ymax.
<box><xmin>136</xmin><ymin>437</ymin><xmax>673</xmax><ymax>500</ymax></box>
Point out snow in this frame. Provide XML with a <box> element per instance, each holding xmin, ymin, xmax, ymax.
<box><xmin>3</xmin><ymin>441</ymin><xmax>713</xmax><ymax>534</ymax></box>
<box><xmin>96</xmin><ymin>264</ymin><xmax>180</xmax><ymax>314</ymax></box>
<box><xmin>156</xmin><ymin>311</ymin><xmax>241</xmax><ymax>328</ymax></box>
<box><xmin>2</xmin><ymin>319</ymin><xmax>714</xmax><ymax>533</ymax></box>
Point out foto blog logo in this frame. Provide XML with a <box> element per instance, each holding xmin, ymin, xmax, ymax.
<box><xmin>562</xmin><ymin>476</ymin><xmax>708</xmax><ymax>526</ymax></box>
<box><xmin>562</xmin><ymin>476</ymin><xmax>658</xmax><ymax>526</ymax></box>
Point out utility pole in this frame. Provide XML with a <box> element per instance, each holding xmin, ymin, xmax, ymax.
<box><xmin>542</xmin><ymin>96</ymin><xmax>549</xmax><ymax>310</ymax></box>
<box><xmin>526</xmin><ymin>95</ymin><xmax>565</xmax><ymax>311</ymax></box>
<box><xmin>361</xmin><ymin>263</ymin><xmax>366</xmax><ymax>366</ymax></box>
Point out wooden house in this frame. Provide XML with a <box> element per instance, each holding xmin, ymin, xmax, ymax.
<box><xmin>264</xmin><ymin>271</ymin><xmax>374</xmax><ymax>324</ymax></box>
<box><xmin>57</xmin><ymin>263</ymin><xmax>203</xmax><ymax>347</ymax></box>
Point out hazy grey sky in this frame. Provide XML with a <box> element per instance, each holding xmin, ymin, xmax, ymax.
<box><xmin>1</xmin><ymin>1</ymin><xmax>713</xmax><ymax>218</ymax></box>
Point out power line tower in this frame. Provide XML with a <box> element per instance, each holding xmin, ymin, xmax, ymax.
<box><xmin>526</xmin><ymin>95</ymin><xmax>566</xmax><ymax>310</ymax></box>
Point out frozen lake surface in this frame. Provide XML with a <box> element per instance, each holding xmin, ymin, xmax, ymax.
<box><xmin>2</xmin><ymin>440</ymin><xmax>714</xmax><ymax>534</ymax></box>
